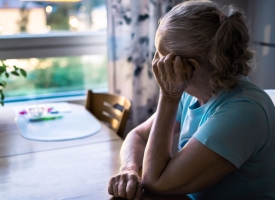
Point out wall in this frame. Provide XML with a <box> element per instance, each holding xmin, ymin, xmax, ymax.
<box><xmin>247</xmin><ymin>0</ymin><xmax>275</xmax><ymax>89</ymax></box>
<box><xmin>214</xmin><ymin>0</ymin><xmax>248</xmax><ymax>14</ymax></box>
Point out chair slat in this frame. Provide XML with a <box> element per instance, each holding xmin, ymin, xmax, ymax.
<box><xmin>85</xmin><ymin>90</ymin><xmax>131</xmax><ymax>138</ymax></box>
<box><xmin>102</xmin><ymin>102</ymin><xmax>123</xmax><ymax>121</ymax></box>
<box><xmin>98</xmin><ymin>112</ymin><xmax>120</xmax><ymax>130</ymax></box>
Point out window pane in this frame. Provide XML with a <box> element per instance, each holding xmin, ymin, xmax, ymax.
<box><xmin>0</xmin><ymin>0</ymin><xmax>107</xmax><ymax>35</ymax></box>
<box><xmin>2</xmin><ymin>55</ymin><xmax>108</xmax><ymax>100</ymax></box>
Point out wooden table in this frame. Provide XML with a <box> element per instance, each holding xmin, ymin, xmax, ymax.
<box><xmin>0</xmin><ymin>104</ymin><xmax>190</xmax><ymax>200</ymax></box>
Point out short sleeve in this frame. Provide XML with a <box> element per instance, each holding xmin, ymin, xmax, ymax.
<box><xmin>193</xmin><ymin>100</ymin><xmax>268</xmax><ymax>168</ymax></box>
<box><xmin>176</xmin><ymin>95</ymin><xmax>184</xmax><ymax>123</ymax></box>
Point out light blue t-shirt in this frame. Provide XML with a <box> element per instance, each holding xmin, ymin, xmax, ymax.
<box><xmin>176</xmin><ymin>77</ymin><xmax>275</xmax><ymax>199</ymax></box>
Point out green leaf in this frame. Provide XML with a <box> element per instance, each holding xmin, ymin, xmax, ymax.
<box><xmin>0</xmin><ymin>101</ymin><xmax>3</xmax><ymax>106</ymax></box>
<box><xmin>11</xmin><ymin>71</ymin><xmax>20</xmax><ymax>76</ymax></box>
<box><xmin>0</xmin><ymin>81</ymin><xmax>6</xmax><ymax>88</ymax></box>
<box><xmin>0</xmin><ymin>90</ymin><xmax>4</xmax><ymax>100</ymax></box>
<box><xmin>13</xmin><ymin>65</ymin><xmax>18</xmax><ymax>71</ymax></box>
<box><xmin>19</xmin><ymin>68</ymin><xmax>27</xmax><ymax>77</ymax></box>
<box><xmin>1</xmin><ymin>61</ymin><xmax>7</xmax><ymax>67</ymax></box>
<box><xmin>5</xmin><ymin>72</ymin><xmax>9</xmax><ymax>78</ymax></box>
<box><xmin>0</xmin><ymin>67</ymin><xmax>5</xmax><ymax>73</ymax></box>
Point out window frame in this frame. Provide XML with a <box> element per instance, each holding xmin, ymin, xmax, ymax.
<box><xmin>0</xmin><ymin>32</ymin><xmax>107</xmax><ymax>60</ymax></box>
<box><xmin>0</xmin><ymin>32</ymin><xmax>108</xmax><ymax>103</ymax></box>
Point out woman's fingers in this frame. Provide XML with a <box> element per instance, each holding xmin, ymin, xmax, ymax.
<box><xmin>152</xmin><ymin>51</ymin><xmax>159</xmax><ymax>65</ymax></box>
<box><xmin>126</xmin><ymin>179</ymin><xmax>137</xmax><ymax>199</ymax></box>
<box><xmin>134</xmin><ymin>183</ymin><xmax>143</xmax><ymax>200</ymax></box>
<box><xmin>173</xmin><ymin>56</ymin><xmax>185</xmax><ymax>80</ymax></box>
<box><xmin>163</xmin><ymin>54</ymin><xmax>176</xmax><ymax>80</ymax></box>
<box><xmin>157</xmin><ymin>56</ymin><xmax>165</xmax><ymax>79</ymax></box>
<box><xmin>108</xmin><ymin>172</ymin><xmax>141</xmax><ymax>200</ymax></box>
<box><xmin>152</xmin><ymin>53</ymin><xmax>196</xmax><ymax>100</ymax></box>
<box><xmin>108</xmin><ymin>177</ymin><xmax>115</xmax><ymax>195</ymax></box>
<box><xmin>118</xmin><ymin>174</ymin><xmax>128</xmax><ymax>199</ymax></box>
<box><xmin>113</xmin><ymin>175</ymin><xmax>120</xmax><ymax>197</ymax></box>
<box><xmin>153</xmin><ymin>57</ymin><xmax>166</xmax><ymax>89</ymax></box>
<box><xmin>152</xmin><ymin>59</ymin><xmax>159</xmax><ymax>81</ymax></box>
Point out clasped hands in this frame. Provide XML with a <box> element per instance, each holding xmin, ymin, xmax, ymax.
<box><xmin>152</xmin><ymin>53</ymin><xmax>193</xmax><ymax>101</ymax></box>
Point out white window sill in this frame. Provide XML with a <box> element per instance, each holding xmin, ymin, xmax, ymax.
<box><xmin>3</xmin><ymin>88</ymin><xmax>108</xmax><ymax>107</ymax></box>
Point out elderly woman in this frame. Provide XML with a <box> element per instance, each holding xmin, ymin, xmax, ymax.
<box><xmin>108</xmin><ymin>1</ymin><xmax>275</xmax><ymax>199</ymax></box>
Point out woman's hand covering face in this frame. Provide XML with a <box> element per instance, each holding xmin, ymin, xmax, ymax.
<box><xmin>152</xmin><ymin>53</ymin><xmax>193</xmax><ymax>100</ymax></box>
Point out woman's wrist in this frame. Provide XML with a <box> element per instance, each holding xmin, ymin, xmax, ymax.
<box><xmin>120</xmin><ymin>165</ymin><xmax>139</xmax><ymax>173</ymax></box>
<box><xmin>159</xmin><ymin>91</ymin><xmax>182</xmax><ymax>103</ymax></box>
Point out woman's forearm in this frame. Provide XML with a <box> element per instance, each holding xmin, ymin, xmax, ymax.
<box><xmin>142</xmin><ymin>96</ymin><xmax>180</xmax><ymax>189</ymax></box>
<box><xmin>108</xmin><ymin>124</ymin><xmax>151</xmax><ymax>199</ymax></box>
<box><xmin>120</xmin><ymin>129</ymin><xmax>147</xmax><ymax>173</ymax></box>
<box><xmin>120</xmin><ymin>114</ymin><xmax>155</xmax><ymax>174</ymax></box>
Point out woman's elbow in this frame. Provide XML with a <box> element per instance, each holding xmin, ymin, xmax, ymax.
<box><xmin>142</xmin><ymin>175</ymin><xmax>191</xmax><ymax>195</ymax></box>
<box><xmin>141</xmin><ymin>178</ymin><xmax>169</xmax><ymax>194</ymax></box>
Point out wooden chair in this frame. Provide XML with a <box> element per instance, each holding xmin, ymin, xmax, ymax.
<box><xmin>85</xmin><ymin>90</ymin><xmax>131</xmax><ymax>138</ymax></box>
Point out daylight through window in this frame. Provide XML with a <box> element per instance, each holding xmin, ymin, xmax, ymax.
<box><xmin>0</xmin><ymin>0</ymin><xmax>107</xmax><ymax>102</ymax></box>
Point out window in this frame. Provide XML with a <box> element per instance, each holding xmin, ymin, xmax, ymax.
<box><xmin>0</xmin><ymin>0</ymin><xmax>107</xmax><ymax>103</ymax></box>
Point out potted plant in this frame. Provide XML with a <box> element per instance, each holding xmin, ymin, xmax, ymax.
<box><xmin>0</xmin><ymin>60</ymin><xmax>27</xmax><ymax>106</ymax></box>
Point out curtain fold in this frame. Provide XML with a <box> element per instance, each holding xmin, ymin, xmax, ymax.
<box><xmin>107</xmin><ymin>0</ymin><xmax>183</xmax><ymax>127</ymax></box>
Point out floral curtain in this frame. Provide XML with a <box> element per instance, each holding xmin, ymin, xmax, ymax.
<box><xmin>107</xmin><ymin>0</ymin><xmax>183</xmax><ymax>128</ymax></box>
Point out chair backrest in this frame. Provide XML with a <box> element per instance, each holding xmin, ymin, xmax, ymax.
<box><xmin>85</xmin><ymin>90</ymin><xmax>131</xmax><ymax>138</ymax></box>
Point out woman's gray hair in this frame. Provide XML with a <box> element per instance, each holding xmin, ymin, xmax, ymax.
<box><xmin>158</xmin><ymin>0</ymin><xmax>254</xmax><ymax>94</ymax></box>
